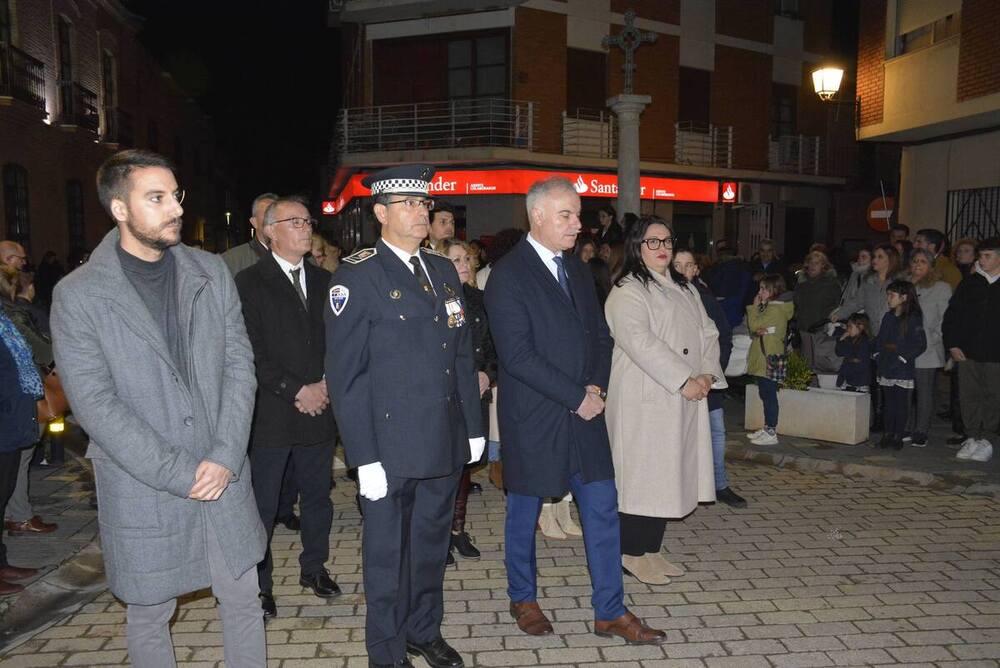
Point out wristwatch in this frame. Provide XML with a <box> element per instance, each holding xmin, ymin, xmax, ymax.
<box><xmin>592</xmin><ymin>386</ymin><xmax>608</xmax><ymax>400</ymax></box>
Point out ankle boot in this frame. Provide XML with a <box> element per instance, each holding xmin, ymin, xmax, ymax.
<box><xmin>552</xmin><ymin>496</ymin><xmax>582</xmax><ymax>537</ymax></box>
<box><xmin>621</xmin><ymin>554</ymin><xmax>671</xmax><ymax>585</ymax></box>
<box><xmin>537</xmin><ymin>503</ymin><xmax>566</xmax><ymax>540</ymax></box>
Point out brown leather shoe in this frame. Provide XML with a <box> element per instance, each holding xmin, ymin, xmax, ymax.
<box><xmin>5</xmin><ymin>516</ymin><xmax>57</xmax><ymax>535</ymax></box>
<box><xmin>0</xmin><ymin>565</ymin><xmax>38</xmax><ymax>581</ymax></box>
<box><xmin>0</xmin><ymin>580</ymin><xmax>24</xmax><ymax>597</ymax></box>
<box><xmin>594</xmin><ymin>611</ymin><xmax>667</xmax><ymax>645</ymax></box>
<box><xmin>509</xmin><ymin>601</ymin><xmax>554</xmax><ymax>636</ymax></box>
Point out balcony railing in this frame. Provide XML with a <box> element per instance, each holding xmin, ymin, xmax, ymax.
<box><xmin>562</xmin><ymin>108</ymin><xmax>616</xmax><ymax>158</ymax></box>
<box><xmin>337</xmin><ymin>98</ymin><xmax>535</xmax><ymax>154</ymax></box>
<box><xmin>768</xmin><ymin>134</ymin><xmax>821</xmax><ymax>175</ymax></box>
<box><xmin>674</xmin><ymin>122</ymin><xmax>733</xmax><ymax>169</ymax></box>
<box><xmin>58</xmin><ymin>81</ymin><xmax>99</xmax><ymax>133</ymax></box>
<box><xmin>102</xmin><ymin>107</ymin><xmax>134</xmax><ymax>146</ymax></box>
<box><xmin>0</xmin><ymin>42</ymin><xmax>46</xmax><ymax>111</ymax></box>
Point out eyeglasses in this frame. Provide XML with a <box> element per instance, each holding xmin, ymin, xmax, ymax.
<box><xmin>272</xmin><ymin>217</ymin><xmax>317</xmax><ymax>229</ymax></box>
<box><xmin>641</xmin><ymin>237</ymin><xmax>673</xmax><ymax>250</ymax></box>
<box><xmin>385</xmin><ymin>198</ymin><xmax>435</xmax><ymax>211</ymax></box>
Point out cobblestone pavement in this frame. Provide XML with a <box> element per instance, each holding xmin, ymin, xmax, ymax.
<box><xmin>2</xmin><ymin>456</ymin><xmax>999</xmax><ymax>668</ymax></box>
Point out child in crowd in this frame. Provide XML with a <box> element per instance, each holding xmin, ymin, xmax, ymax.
<box><xmin>875</xmin><ymin>280</ymin><xmax>927</xmax><ymax>450</ymax></box>
<box><xmin>835</xmin><ymin>313</ymin><xmax>873</xmax><ymax>393</ymax></box>
<box><xmin>746</xmin><ymin>274</ymin><xmax>795</xmax><ymax>446</ymax></box>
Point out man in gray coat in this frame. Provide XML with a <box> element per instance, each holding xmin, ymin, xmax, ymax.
<box><xmin>51</xmin><ymin>150</ymin><xmax>267</xmax><ymax>667</ymax></box>
<box><xmin>222</xmin><ymin>192</ymin><xmax>277</xmax><ymax>276</ymax></box>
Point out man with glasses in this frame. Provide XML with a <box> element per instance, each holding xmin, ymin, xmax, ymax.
<box><xmin>234</xmin><ymin>196</ymin><xmax>339</xmax><ymax>620</ymax></box>
<box><xmin>50</xmin><ymin>149</ymin><xmax>267</xmax><ymax>666</ymax></box>
<box><xmin>325</xmin><ymin>165</ymin><xmax>484</xmax><ymax>668</ymax></box>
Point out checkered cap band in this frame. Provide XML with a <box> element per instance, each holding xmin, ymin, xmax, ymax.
<box><xmin>370</xmin><ymin>178</ymin><xmax>430</xmax><ymax>196</ymax></box>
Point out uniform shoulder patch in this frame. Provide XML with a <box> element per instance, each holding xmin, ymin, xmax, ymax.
<box><xmin>421</xmin><ymin>247</ymin><xmax>448</xmax><ymax>259</ymax></box>
<box><xmin>344</xmin><ymin>247</ymin><xmax>377</xmax><ymax>264</ymax></box>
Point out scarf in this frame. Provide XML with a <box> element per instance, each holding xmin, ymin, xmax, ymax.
<box><xmin>974</xmin><ymin>261</ymin><xmax>1000</xmax><ymax>285</ymax></box>
<box><xmin>0</xmin><ymin>310</ymin><xmax>44</xmax><ymax>398</ymax></box>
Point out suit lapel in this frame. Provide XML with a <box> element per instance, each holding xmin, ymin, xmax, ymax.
<box><xmin>376</xmin><ymin>240</ymin><xmax>436</xmax><ymax>308</ymax></box>
<box><xmin>519</xmin><ymin>241</ymin><xmax>580</xmax><ymax>318</ymax></box>
<box><xmin>261</xmin><ymin>253</ymin><xmax>309</xmax><ymax>317</ymax></box>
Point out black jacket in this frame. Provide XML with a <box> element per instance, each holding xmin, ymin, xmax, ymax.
<box><xmin>835</xmin><ymin>336</ymin><xmax>872</xmax><ymax>388</ymax></box>
<box><xmin>694</xmin><ymin>279</ymin><xmax>732</xmax><ymax>412</ymax></box>
<box><xmin>464</xmin><ymin>283</ymin><xmax>497</xmax><ymax>432</ymax></box>
<box><xmin>875</xmin><ymin>311</ymin><xmax>926</xmax><ymax>382</ymax></box>
<box><xmin>235</xmin><ymin>254</ymin><xmax>335</xmax><ymax>447</ymax></box>
<box><xmin>942</xmin><ymin>270</ymin><xmax>1000</xmax><ymax>363</ymax></box>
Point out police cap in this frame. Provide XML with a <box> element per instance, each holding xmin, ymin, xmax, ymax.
<box><xmin>362</xmin><ymin>165</ymin><xmax>436</xmax><ymax>197</ymax></box>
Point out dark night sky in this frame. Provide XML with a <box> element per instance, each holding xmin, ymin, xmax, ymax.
<box><xmin>123</xmin><ymin>1</ymin><xmax>341</xmax><ymax>211</ymax></box>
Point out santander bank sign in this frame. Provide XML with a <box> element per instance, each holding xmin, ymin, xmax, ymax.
<box><xmin>324</xmin><ymin>168</ymin><xmax>719</xmax><ymax>215</ymax></box>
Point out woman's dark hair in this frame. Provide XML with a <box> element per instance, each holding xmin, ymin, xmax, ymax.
<box><xmin>872</xmin><ymin>243</ymin><xmax>901</xmax><ymax>278</ymax></box>
<box><xmin>598</xmin><ymin>204</ymin><xmax>616</xmax><ymax>219</ymax></box>
<box><xmin>621</xmin><ymin>212</ymin><xmax>640</xmax><ymax>236</ymax></box>
<box><xmin>613</xmin><ymin>215</ymin><xmax>688</xmax><ymax>290</ymax></box>
<box><xmin>574</xmin><ymin>237</ymin><xmax>596</xmax><ymax>256</ymax></box>
<box><xmin>487</xmin><ymin>228</ymin><xmax>525</xmax><ymax>265</ymax></box>
<box><xmin>845</xmin><ymin>312</ymin><xmax>872</xmax><ymax>340</ymax></box>
<box><xmin>886</xmin><ymin>279</ymin><xmax>922</xmax><ymax>336</ymax></box>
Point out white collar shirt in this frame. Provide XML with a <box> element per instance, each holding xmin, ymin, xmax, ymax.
<box><xmin>271</xmin><ymin>252</ymin><xmax>307</xmax><ymax>299</ymax></box>
<box><xmin>526</xmin><ymin>232</ymin><xmax>563</xmax><ymax>283</ymax></box>
<box><xmin>381</xmin><ymin>238</ymin><xmax>434</xmax><ymax>291</ymax></box>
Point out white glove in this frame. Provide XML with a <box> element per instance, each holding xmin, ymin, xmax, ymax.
<box><xmin>357</xmin><ymin>462</ymin><xmax>388</xmax><ymax>501</ymax></box>
<box><xmin>468</xmin><ymin>437</ymin><xmax>486</xmax><ymax>465</ymax></box>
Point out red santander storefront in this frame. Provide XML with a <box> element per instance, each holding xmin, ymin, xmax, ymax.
<box><xmin>324</xmin><ymin>167</ymin><xmax>722</xmax><ymax>249</ymax></box>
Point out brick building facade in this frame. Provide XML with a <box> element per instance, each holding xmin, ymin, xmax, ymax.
<box><xmin>328</xmin><ymin>0</ymin><xmax>862</xmax><ymax>262</ymax></box>
<box><xmin>0</xmin><ymin>0</ymin><xmax>234</xmax><ymax>264</ymax></box>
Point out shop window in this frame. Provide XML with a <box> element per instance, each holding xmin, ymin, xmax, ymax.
<box><xmin>3</xmin><ymin>163</ymin><xmax>30</xmax><ymax>247</ymax></box>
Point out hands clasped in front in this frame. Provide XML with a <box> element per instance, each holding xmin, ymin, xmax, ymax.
<box><xmin>187</xmin><ymin>460</ymin><xmax>233</xmax><ymax>501</ymax></box>
<box><xmin>576</xmin><ymin>385</ymin><xmax>605</xmax><ymax>421</ymax></box>
<box><xmin>295</xmin><ymin>380</ymin><xmax>330</xmax><ymax>417</ymax></box>
<box><xmin>681</xmin><ymin>375</ymin><xmax>713</xmax><ymax>402</ymax></box>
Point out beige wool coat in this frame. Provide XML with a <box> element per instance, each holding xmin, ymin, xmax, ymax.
<box><xmin>605</xmin><ymin>273</ymin><xmax>726</xmax><ymax>518</ymax></box>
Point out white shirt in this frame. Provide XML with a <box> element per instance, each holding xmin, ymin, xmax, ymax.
<box><xmin>271</xmin><ymin>251</ymin><xmax>307</xmax><ymax>299</ymax></box>
<box><xmin>381</xmin><ymin>238</ymin><xmax>435</xmax><ymax>291</ymax></box>
<box><xmin>526</xmin><ymin>232</ymin><xmax>563</xmax><ymax>283</ymax></box>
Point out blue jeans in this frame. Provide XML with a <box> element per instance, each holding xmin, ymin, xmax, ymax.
<box><xmin>757</xmin><ymin>377</ymin><xmax>779</xmax><ymax>430</ymax></box>
<box><xmin>708</xmin><ymin>408</ymin><xmax>728</xmax><ymax>490</ymax></box>
<box><xmin>505</xmin><ymin>473</ymin><xmax>626</xmax><ymax>621</ymax></box>
<box><xmin>487</xmin><ymin>440</ymin><xmax>500</xmax><ymax>462</ymax></box>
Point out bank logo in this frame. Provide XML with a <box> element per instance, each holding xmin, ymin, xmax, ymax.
<box><xmin>573</xmin><ymin>175</ymin><xmax>588</xmax><ymax>194</ymax></box>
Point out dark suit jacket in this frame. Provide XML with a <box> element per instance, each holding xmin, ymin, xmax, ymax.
<box><xmin>484</xmin><ymin>238</ymin><xmax>614</xmax><ymax>497</ymax></box>
<box><xmin>595</xmin><ymin>222</ymin><xmax>623</xmax><ymax>246</ymax></box>
<box><xmin>324</xmin><ymin>240</ymin><xmax>483</xmax><ymax>479</ymax></box>
<box><xmin>235</xmin><ymin>253</ymin><xmax>335</xmax><ymax>448</ymax></box>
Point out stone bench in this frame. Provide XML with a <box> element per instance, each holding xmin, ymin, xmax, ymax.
<box><xmin>744</xmin><ymin>385</ymin><xmax>871</xmax><ymax>445</ymax></box>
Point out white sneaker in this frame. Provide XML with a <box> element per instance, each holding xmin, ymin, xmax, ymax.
<box><xmin>746</xmin><ymin>428</ymin><xmax>767</xmax><ymax>440</ymax></box>
<box><xmin>970</xmin><ymin>439</ymin><xmax>994</xmax><ymax>463</ymax></box>
<box><xmin>750</xmin><ymin>430</ymin><xmax>779</xmax><ymax>446</ymax></box>
<box><xmin>956</xmin><ymin>438</ymin><xmax>981</xmax><ymax>460</ymax></box>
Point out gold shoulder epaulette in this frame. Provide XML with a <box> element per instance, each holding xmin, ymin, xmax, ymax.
<box><xmin>344</xmin><ymin>247</ymin><xmax>377</xmax><ymax>264</ymax></box>
<box><xmin>421</xmin><ymin>247</ymin><xmax>447</xmax><ymax>259</ymax></box>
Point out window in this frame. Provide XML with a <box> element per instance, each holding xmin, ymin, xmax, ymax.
<box><xmin>57</xmin><ymin>16</ymin><xmax>73</xmax><ymax>119</ymax></box>
<box><xmin>67</xmin><ymin>179</ymin><xmax>85</xmax><ymax>253</ymax></box>
<box><xmin>101</xmin><ymin>49</ymin><xmax>116</xmax><ymax>109</ymax></box>
<box><xmin>678</xmin><ymin>67</ymin><xmax>711</xmax><ymax>125</ymax></box>
<box><xmin>0</xmin><ymin>0</ymin><xmax>12</xmax><ymax>45</ymax></box>
<box><xmin>770</xmin><ymin>83</ymin><xmax>797</xmax><ymax>138</ymax></box>
<box><xmin>566</xmin><ymin>48</ymin><xmax>607</xmax><ymax>115</ymax></box>
<box><xmin>897</xmin><ymin>12</ymin><xmax>961</xmax><ymax>56</ymax></box>
<box><xmin>447</xmin><ymin>34</ymin><xmax>507</xmax><ymax>99</ymax></box>
<box><xmin>3</xmin><ymin>164</ymin><xmax>30</xmax><ymax>247</ymax></box>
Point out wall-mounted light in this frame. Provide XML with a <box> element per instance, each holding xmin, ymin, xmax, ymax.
<box><xmin>812</xmin><ymin>67</ymin><xmax>844</xmax><ymax>102</ymax></box>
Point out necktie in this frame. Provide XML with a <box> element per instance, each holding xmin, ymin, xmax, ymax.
<box><xmin>409</xmin><ymin>256</ymin><xmax>435</xmax><ymax>296</ymax></box>
<box><xmin>289</xmin><ymin>267</ymin><xmax>307</xmax><ymax>307</ymax></box>
<box><xmin>552</xmin><ymin>256</ymin><xmax>573</xmax><ymax>301</ymax></box>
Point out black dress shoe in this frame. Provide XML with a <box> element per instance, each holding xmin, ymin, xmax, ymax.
<box><xmin>715</xmin><ymin>487</ymin><xmax>748</xmax><ymax>508</ymax></box>
<box><xmin>260</xmin><ymin>592</ymin><xmax>276</xmax><ymax>619</ymax></box>
<box><xmin>446</xmin><ymin>548</ymin><xmax>455</xmax><ymax>566</ymax></box>
<box><xmin>277</xmin><ymin>514</ymin><xmax>301</xmax><ymax>531</ymax></box>
<box><xmin>369</xmin><ymin>660</ymin><xmax>414</xmax><ymax>668</ymax></box>
<box><xmin>300</xmin><ymin>569</ymin><xmax>342</xmax><ymax>598</ymax></box>
<box><xmin>451</xmin><ymin>532</ymin><xmax>481</xmax><ymax>560</ymax></box>
<box><xmin>469</xmin><ymin>481</ymin><xmax>482</xmax><ymax>494</ymax></box>
<box><xmin>406</xmin><ymin>638</ymin><xmax>464</xmax><ymax>668</ymax></box>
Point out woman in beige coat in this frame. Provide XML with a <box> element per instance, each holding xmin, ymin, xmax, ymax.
<box><xmin>605</xmin><ymin>217</ymin><xmax>726</xmax><ymax>585</ymax></box>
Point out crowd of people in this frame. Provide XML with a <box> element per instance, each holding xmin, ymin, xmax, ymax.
<box><xmin>1</xmin><ymin>149</ymin><xmax>998</xmax><ymax>668</ymax></box>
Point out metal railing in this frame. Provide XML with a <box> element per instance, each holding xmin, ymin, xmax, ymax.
<box><xmin>768</xmin><ymin>134</ymin><xmax>821</xmax><ymax>175</ymax></box>
<box><xmin>58</xmin><ymin>81</ymin><xmax>99</xmax><ymax>133</ymax></box>
<box><xmin>562</xmin><ymin>108</ymin><xmax>616</xmax><ymax>158</ymax></box>
<box><xmin>674</xmin><ymin>122</ymin><xmax>733</xmax><ymax>168</ymax></box>
<box><xmin>337</xmin><ymin>98</ymin><xmax>535</xmax><ymax>153</ymax></box>
<box><xmin>102</xmin><ymin>107</ymin><xmax>134</xmax><ymax>146</ymax></box>
<box><xmin>0</xmin><ymin>42</ymin><xmax>46</xmax><ymax>110</ymax></box>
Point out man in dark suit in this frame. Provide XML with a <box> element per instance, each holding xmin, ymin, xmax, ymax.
<box><xmin>235</xmin><ymin>196</ymin><xmax>340</xmax><ymax>620</ymax></box>
<box><xmin>325</xmin><ymin>165</ymin><xmax>484</xmax><ymax>668</ymax></box>
<box><xmin>484</xmin><ymin>177</ymin><xmax>665</xmax><ymax>645</ymax></box>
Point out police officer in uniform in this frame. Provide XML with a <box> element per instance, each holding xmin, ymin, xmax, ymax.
<box><xmin>324</xmin><ymin>165</ymin><xmax>485</xmax><ymax>668</ymax></box>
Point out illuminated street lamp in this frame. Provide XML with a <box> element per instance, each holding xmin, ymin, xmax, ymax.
<box><xmin>812</xmin><ymin>66</ymin><xmax>844</xmax><ymax>102</ymax></box>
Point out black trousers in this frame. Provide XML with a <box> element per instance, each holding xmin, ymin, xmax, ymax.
<box><xmin>250</xmin><ymin>442</ymin><xmax>334</xmax><ymax>593</ymax></box>
<box><xmin>619</xmin><ymin>512</ymin><xmax>667</xmax><ymax>557</ymax></box>
<box><xmin>277</xmin><ymin>458</ymin><xmax>299</xmax><ymax>520</ymax></box>
<box><xmin>360</xmin><ymin>468</ymin><xmax>462</xmax><ymax>665</ymax></box>
<box><xmin>883</xmin><ymin>385</ymin><xmax>912</xmax><ymax>438</ymax></box>
<box><xmin>0</xmin><ymin>450</ymin><xmax>20</xmax><ymax>567</ymax></box>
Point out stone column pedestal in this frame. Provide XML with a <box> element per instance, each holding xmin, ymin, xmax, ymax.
<box><xmin>607</xmin><ymin>93</ymin><xmax>651</xmax><ymax>220</ymax></box>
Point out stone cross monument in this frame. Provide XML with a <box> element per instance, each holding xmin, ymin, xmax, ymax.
<box><xmin>603</xmin><ymin>9</ymin><xmax>657</xmax><ymax>220</ymax></box>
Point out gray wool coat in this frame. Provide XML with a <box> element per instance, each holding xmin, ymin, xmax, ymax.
<box><xmin>51</xmin><ymin>229</ymin><xmax>266</xmax><ymax>605</ymax></box>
